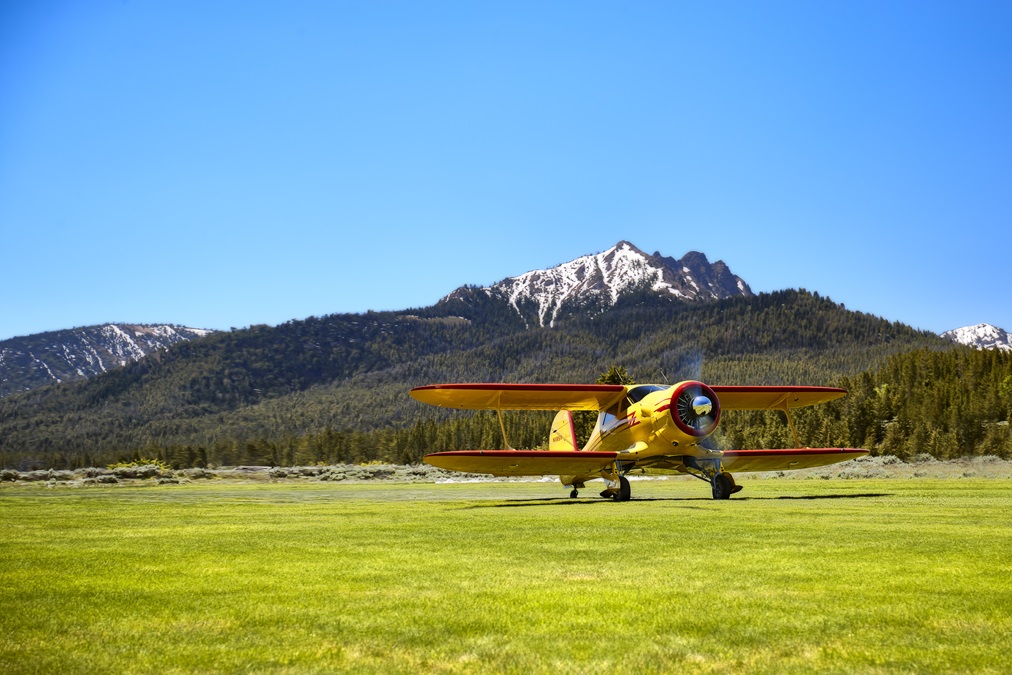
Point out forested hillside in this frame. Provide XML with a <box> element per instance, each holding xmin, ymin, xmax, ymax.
<box><xmin>718</xmin><ymin>347</ymin><xmax>1012</xmax><ymax>460</ymax></box>
<box><xmin>0</xmin><ymin>289</ymin><xmax>972</xmax><ymax>470</ymax></box>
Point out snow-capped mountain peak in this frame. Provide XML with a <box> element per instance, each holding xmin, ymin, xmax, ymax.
<box><xmin>0</xmin><ymin>323</ymin><xmax>216</xmax><ymax>397</ymax></box>
<box><xmin>448</xmin><ymin>241</ymin><xmax>752</xmax><ymax>327</ymax></box>
<box><xmin>940</xmin><ymin>323</ymin><xmax>1012</xmax><ymax>352</ymax></box>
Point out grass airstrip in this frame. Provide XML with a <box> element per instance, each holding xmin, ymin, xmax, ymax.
<box><xmin>2</xmin><ymin>477</ymin><xmax>1011</xmax><ymax>673</ymax></box>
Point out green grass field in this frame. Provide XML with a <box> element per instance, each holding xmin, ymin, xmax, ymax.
<box><xmin>2</xmin><ymin>478</ymin><xmax>1011</xmax><ymax>673</ymax></box>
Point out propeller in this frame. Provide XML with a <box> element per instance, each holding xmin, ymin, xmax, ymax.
<box><xmin>660</xmin><ymin>348</ymin><xmax>704</xmax><ymax>384</ymax></box>
<box><xmin>686</xmin><ymin>348</ymin><xmax>704</xmax><ymax>383</ymax></box>
<box><xmin>671</xmin><ymin>381</ymin><xmax>721</xmax><ymax>437</ymax></box>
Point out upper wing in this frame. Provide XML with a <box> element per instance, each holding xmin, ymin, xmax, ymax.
<box><xmin>423</xmin><ymin>450</ymin><xmax>618</xmax><ymax>476</ymax></box>
<box><xmin>411</xmin><ymin>383</ymin><xmax>845</xmax><ymax>411</ymax></box>
<box><xmin>710</xmin><ymin>386</ymin><xmax>847</xmax><ymax>410</ymax></box>
<box><xmin>410</xmin><ymin>383</ymin><xmax>627</xmax><ymax>411</ymax></box>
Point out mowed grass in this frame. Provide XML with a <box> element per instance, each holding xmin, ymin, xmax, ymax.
<box><xmin>2</xmin><ymin>478</ymin><xmax>1011</xmax><ymax>673</ymax></box>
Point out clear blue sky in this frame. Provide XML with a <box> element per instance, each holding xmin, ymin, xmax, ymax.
<box><xmin>2</xmin><ymin>1</ymin><xmax>1010</xmax><ymax>341</ymax></box>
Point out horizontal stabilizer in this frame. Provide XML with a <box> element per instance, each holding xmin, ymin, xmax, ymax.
<box><xmin>424</xmin><ymin>450</ymin><xmax>618</xmax><ymax>476</ymax></box>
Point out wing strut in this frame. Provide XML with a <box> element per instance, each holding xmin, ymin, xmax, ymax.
<box><xmin>496</xmin><ymin>393</ymin><xmax>513</xmax><ymax>450</ymax></box>
<box><xmin>785</xmin><ymin>408</ymin><xmax>801</xmax><ymax>448</ymax></box>
<box><xmin>769</xmin><ymin>392</ymin><xmax>801</xmax><ymax>448</ymax></box>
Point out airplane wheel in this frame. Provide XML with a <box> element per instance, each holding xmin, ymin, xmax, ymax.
<box><xmin>712</xmin><ymin>473</ymin><xmax>732</xmax><ymax>500</ymax></box>
<box><xmin>570</xmin><ymin>489</ymin><xmax>579</xmax><ymax>499</ymax></box>
<box><xmin>614</xmin><ymin>476</ymin><xmax>631</xmax><ymax>501</ymax></box>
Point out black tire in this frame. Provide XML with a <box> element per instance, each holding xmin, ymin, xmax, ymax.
<box><xmin>712</xmin><ymin>473</ymin><xmax>732</xmax><ymax>500</ymax></box>
<box><xmin>614</xmin><ymin>475</ymin><xmax>631</xmax><ymax>501</ymax></box>
<box><xmin>570</xmin><ymin>489</ymin><xmax>579</xmax><ymax>499</ymax></box>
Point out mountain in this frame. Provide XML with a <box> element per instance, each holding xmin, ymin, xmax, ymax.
<box><xmin>0</xmin><ymin>285</ymin><xmax>949</xmax><ymax>470</ymax></box>
<box><xmin>10</xmin><ymin>239</ymin><xmax>993</xmax><ymax>471</ymax></box>
<box><xmin>0</xmin><ymin>324</ymin><xmax>215</xmax><ymax>398</ymax></box>
<box><xmin>442</xmin><ymin>241</ymin><xmax>751</xmax><ymax>327</ymax></box>
<box><xmin>0</xmin><ymin>242</ymin><xmax>748</xmax><ymax>399</ymax></box>
<box><xmin>940</xmin><ymin>323</ymin><xmax>1012</xmax><ymax>352</ymax></box>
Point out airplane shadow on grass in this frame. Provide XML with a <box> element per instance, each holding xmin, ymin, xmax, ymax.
<box><xmin>462</xmin><ymin>493</ymin><xmax>891</xmax><ymax>509</ymax></box>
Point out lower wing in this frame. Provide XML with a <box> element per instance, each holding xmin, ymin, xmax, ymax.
<box><xmin>632</xmin><ymin>448</ymin><xmax>868</xmax><ymax>473</ymax></box>
<box><xmin>719</xmin><ymin>447</ymin><xmax>867</xmax><ymax>471</ymax></box>
<box><xmin>423</xmin><ymin>447</ymin><xmax>867</xmax><ymax>477</ymax></box>
<box><xmin>423</xmin><ymin>450</ymin><xmax>618</xmax><ymax>476</ymax></box>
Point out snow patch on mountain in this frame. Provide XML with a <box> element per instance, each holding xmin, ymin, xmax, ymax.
<box><xmin>450</xmin><ymin>241</ymin><xmax>751</xmax><ymax>327</ymax></box>
<box><xmin>0</xmin><ymin>324</ymin><xmax>217</xmax><ymax>397</ymax></box>
<box><xmin>940</xmin><ymin>323</ymin><xmax>1012</xmax><ymax>352</ymax></box>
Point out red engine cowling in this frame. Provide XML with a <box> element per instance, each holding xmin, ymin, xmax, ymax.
<box><xmin>669</xmin><ymin>381</ymin><xmax>721</xmax><ymax>438</ymax></box>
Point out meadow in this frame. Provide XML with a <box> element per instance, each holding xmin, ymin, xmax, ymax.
<box><xmin>2</xmin><ymin>478</ymin><xmax>1010</xmax><ymax>673</ymax></box>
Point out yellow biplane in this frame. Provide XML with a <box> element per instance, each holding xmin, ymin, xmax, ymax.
<box><xmin>411</xmin><ymin>381</ymin><xmax>867</xmax><ymax>500</ymax></box>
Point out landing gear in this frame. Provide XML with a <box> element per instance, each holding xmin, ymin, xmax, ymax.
<box><xmin>711</xmin><ymin>472</ymin><xmax>743</xmax><ymax>500</ymax></box>
<box><xmin>712</xmin><ymin>472</ymin><xmax>732</xmax><ymax>500</ymax></box>
<box><xmin>570</xmin><ymin>488</ymin><xmax>579</xmax><ymax>499</ymax></box>
<box><xmin>599</xmin><ymin>462</ymin><xmax>632</xmax><ymax>501</ymax></box>
<box><xmin>685</xmin><ymin>457</ymin><xmax>742</xmax><ymax>499</ymax></box>
<box><xmin>614</xmin><ymin>475</ymin><xmax>631</xmax><ymax>502</ymax></box>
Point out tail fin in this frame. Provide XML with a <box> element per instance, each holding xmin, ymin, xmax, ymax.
<box><xmin>549</xmin><ymin>410</ymin><xmax>579</xmax><ymax>451</ymax></box>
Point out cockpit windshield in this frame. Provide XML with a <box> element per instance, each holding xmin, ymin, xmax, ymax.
<box><xmin>626</xmin><ymin>385</ymin><xmax>666</xmax><ymax>403</ymax></box>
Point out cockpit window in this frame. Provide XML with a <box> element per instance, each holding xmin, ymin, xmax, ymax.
<box><xmin>626</xmin><ymin>385</ymin><xmax>666</xmax><ymax>403</ymax></box>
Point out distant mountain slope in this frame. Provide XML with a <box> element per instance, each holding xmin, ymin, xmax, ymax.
<box><xmin>442</xmin><ymin>241</ymin><xmax>751</xmax><ymax>327</ymax></box>
<box><xmin>0</xmin><ymin>324</ymin><xmax>215</xmax><ymax>397</ymax></box>
<box><xmin>941</xmin><ymin>323</ymin><xmax>1012</xmax><ymax>352</ymax></box>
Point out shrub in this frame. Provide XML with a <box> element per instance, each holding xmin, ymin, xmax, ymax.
<box><xmin>108</xmin><ymin>458</ymin><xmax>172</xmax><ymax>472</ymax></box>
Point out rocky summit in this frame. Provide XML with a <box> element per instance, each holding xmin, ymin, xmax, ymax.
<box><xmin>443</xmin><ymin>241</ymin><xmax>752</xmax><ymax>327</ymax></box>
<box><xmin>0</xmin><ymin>324</ymin><xmax>215</xmax><ymax>397</ymax></box>
<box><xmin>941</xmin><ymin>323</ymin><xmax>1012</xmax><ymax>352</ymax></box>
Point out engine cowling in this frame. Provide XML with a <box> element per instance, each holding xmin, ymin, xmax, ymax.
<box><xmin>669</xmin><ymin>380</ymin><xmax>721</xmax><ymax>438</ymax></box>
